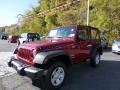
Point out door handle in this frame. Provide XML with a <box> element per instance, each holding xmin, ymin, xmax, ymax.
<box><xmin>72</xmin><ymin>46</ymin><xmax>77</xmax><ymax>48</ymax></box>
<box><xmin>87</xmin><ymin>44</ymin><xmax>92</xmax><ymax>47</ymax></box>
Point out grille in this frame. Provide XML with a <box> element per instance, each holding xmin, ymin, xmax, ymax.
<box><xmin>17</xmin><ymin>48</ymin><xmax>33</xmax><ymax>63</ymax></box>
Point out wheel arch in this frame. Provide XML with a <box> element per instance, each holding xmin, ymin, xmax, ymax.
<box><xmin>45</xmin><ymin>55</ymin><xmax>72</xmax><ymax>68</ymax></box>
<box><xmin>33</xmin><ymin>50</ymin><xmax>72</xmax><ymax>68</ymax></box>
<box><xmin>90</xmin><ymin>46</ymin><xmax>103</xmax><ymax>59</ymax></box>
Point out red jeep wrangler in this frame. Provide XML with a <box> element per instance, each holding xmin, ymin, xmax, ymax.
<box><xmin>8</xmin><ymin>25</ymin><xmax>102</xmax><ymax>90</ymax></box>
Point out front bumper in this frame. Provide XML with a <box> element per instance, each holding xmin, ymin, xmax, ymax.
<box><xmin>112</xmin><ymin>50</ymin><xmax>120</xmax><ymax>53</ymax></box>
<box><xmin>8</xmin><ymin>57</ymin><xmax>45</xmax><ymax>79</ymax></box>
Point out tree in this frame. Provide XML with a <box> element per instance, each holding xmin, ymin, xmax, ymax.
<box><xmin>16</xmin><ymin>0</ymin><xmax>120</xmax><ymax>45</ymax></box>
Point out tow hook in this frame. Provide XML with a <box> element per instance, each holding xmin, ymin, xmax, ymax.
<box><xmin>17</xmin><ymin>67</ymin><xmax>25</xmax><ymax>76</ymax></box>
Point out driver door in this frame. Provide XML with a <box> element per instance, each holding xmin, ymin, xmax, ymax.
<box><xmin>75</xmin><ymin>26</ymin><xmax>92</xmax><ymax>63</ymax></box>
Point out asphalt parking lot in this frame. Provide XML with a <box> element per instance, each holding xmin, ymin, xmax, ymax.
<box><xmin>0</xmin><ymin>40</ymin><xmax>17</xmax><ymax>52</ymax></box>
<box><xmin>0</xmin><ymin>40</ymin><xmax>120</xmax><ymax>90</ymax></box>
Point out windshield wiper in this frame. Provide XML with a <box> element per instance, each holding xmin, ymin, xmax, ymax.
<box><xmin>56</xmin><ymin>37</ymin><xmax>63</xmax><ymax>38</ymax></box>
<box><xmin>54</xmin><ymin>36</ymin><xmax>64</xmax><ymax>38</ymax></box>
<box><xmin>47</xmin><ymin>36</ymin><xmax>53</xmax><ymax>38</ymax></box>
<box><xmin>47</xmin><ymin>36</ymin><xmax>63</xmax><ymax>38</ymax></box>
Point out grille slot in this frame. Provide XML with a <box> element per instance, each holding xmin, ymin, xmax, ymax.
<box><xmin>17</xmin><ymin>48</ymin><xmax>33</xmax><ymax>63</ymax></box>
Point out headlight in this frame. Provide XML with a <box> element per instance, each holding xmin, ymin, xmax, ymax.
<box><xmin>33</xmin><ymin>49</ymin><xmax>36</xmax><ymax>57</ymax></box>
<box><xmin>33</xmin><ymin>47</ymin><xmax>41</xmax><ymax>57</ymax></box>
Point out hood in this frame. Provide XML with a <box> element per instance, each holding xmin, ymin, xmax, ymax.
<box><xmin>19</xmin><ymin>38</ymin><xmax>75</xmax><ymax>51</ymax></box>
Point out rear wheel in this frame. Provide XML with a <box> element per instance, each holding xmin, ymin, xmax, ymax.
<box><xmin>90</xmin><ymin>52</ymin><xmax>101</xmax><ymax>67</ymax></box>
<box><xmin>44</xmin><ymin>62</ymin><xmax>66</xmax><ymax>90</ymax></box>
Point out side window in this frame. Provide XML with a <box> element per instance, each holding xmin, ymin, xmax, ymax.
<box><xmin>78</xmin><ymin>29</ymin><xmax>88</xmax><ymax>40</ymax></box>
<box><xmin>91</xmin><ymin>29</ymin><xmax>99</xmax><ymax>40</ymax></box>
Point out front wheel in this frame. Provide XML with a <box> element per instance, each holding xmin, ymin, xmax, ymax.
<box><xmin>90</xmin><ymin>52</ymin><xmax>101</xmax><ymax>67</ymax></box>
<box><xmin>44</xmin><ymin>62</ymin><xmax>66</xmax><ymax>90</ymax></box>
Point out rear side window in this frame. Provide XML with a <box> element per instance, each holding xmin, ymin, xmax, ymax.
<box><xmin>91</xmin><ymin>29</ymin><xmax>99</xmax><ymax>40</ymax></box>
<box><xmin>77</xmin><ymin>27</ymin><xmax>90</xmax><ymax>40</ymax></box>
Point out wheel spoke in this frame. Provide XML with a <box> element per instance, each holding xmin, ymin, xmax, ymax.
<box><xmin>95</xmin><ymin>54</ymin><xmax>100</xmax><ymax>64</ymax></box>
<box><xmin>57</xmin><ymin>67</ymin><xmax>63</xmax><ymax>75</ymax></box>
<box><xmin>56</xmin><ymin>78</ymin><xmax>60</xmax><ymax>85</ymax></box>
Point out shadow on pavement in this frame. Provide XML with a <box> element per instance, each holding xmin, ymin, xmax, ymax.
<box><xmin>33</xmin><ymin>60</ymin><xmax>120</xmax><ymax>90</ymax></box>
<box><xmin>103</xmin><ymin>47</ymin><xmax>112</xmax><ymax>52</ymax></box>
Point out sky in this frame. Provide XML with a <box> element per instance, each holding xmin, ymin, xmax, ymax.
<box><xmin>0</xmin><ymin>0</ymin><xmax>39</xmax><ymax>27</ymax></box>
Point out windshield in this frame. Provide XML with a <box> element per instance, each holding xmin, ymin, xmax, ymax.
<box><xmin>48</xmin><ymin>27</ymin><xmax>76</xmax><ymax>38</ymax></box>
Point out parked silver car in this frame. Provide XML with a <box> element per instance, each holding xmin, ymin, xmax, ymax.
<box><xmin>112</xmin><ymin>39</ymin><xmax>120</xmax><ymax>54</ymax></box>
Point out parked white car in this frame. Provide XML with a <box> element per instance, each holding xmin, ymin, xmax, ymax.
<box><xmin>112</xmin><ymin>39</ymin><xmax>120</xmax><ymax>54</ymax></box>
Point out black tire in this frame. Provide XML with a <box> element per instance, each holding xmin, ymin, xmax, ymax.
<box><xmin>90</xmin><ymin>52</ymin><xmax>101</xmax><ymax>67</ymax></box>
<box><xmin>44</xmin><ymin>62</ymin><xmax>66</xmax><ymax>90</ymax></box>
<box><xmin>23</xmin><ymin>41</ymin><xmax>25</xmax><ymax>43</ymax></box>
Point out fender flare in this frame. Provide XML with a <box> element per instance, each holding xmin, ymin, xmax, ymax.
<box><xmin>33</xmin><ymin>50</ymin><xmax>71</xmax><ymax>65</ymax></box>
